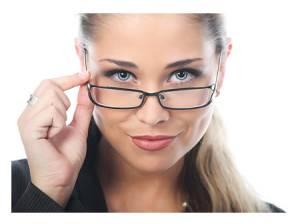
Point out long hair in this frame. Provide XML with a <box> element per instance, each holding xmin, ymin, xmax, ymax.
<box><xmin>78</xmin><ymin>13</ymin><xmax>271</xmax><ymax>212</ymax></box>
<box><xmin>184</xmin><ymin>108</ymin><xmax>270</xmax><ymax>212</ymax></box>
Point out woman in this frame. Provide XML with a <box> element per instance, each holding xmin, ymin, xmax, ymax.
<box><xmin>12</xmin><ymin>13</ymin><xmax>284</xmax><ymax>212</ymax></box>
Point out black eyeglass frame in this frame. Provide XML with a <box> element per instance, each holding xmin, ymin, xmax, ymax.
<box><xmin>84</xmin><ymin>47</ymin><xmax>223</xmax><ymax>110</ymax></box>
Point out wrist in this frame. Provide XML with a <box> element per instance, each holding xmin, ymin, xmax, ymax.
<box><xmin>31</xmin><ymin>179</ymin><xmax>75</xmax><ymax>208</ymax></box>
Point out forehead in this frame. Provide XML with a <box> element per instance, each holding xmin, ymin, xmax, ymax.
<box><xmin>88</xmin><ymin>14</ymin><xmax>214</xmax><ymax>63</ymax></box>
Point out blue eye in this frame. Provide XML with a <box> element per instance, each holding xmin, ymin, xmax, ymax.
<box><xmin>104</xmin><ymin>70</ymin><xmax>135</xmax><ymax>83</ymax></box>
<box><xmin>169</xmin><ymin>68</ymin><xmax>201</xmax><ymax>83</ymax></box>
<box><xmin>117</xmin><ymin>71</ymin><xmax>131</xmax><ymax>81</ymax></box>
<box><xmin>174</xmin><ymin>71</ymin><xmax>189</xmax><ymax>80</ymax></box>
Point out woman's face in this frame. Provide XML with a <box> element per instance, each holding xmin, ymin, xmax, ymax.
<box><xmin>84</xmin><ymin>14</ymin><xmax>222</xmax><ymax>173</ymax></box>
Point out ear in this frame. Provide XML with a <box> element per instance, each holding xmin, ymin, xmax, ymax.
<box><xmin>216</xmin><ymin>38</ymin><xmax>232</xmax><ymax>96</ymax></box>
<box><xmin>74</xmin><ymin>38</ymin><xmax>85</xmax><ymax>72</ymax></box>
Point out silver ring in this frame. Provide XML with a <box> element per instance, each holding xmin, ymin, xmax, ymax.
<box><xmin>27</xmin><ymin>94</ymin><xmax>38</xmax><ymax>106</ymax></box>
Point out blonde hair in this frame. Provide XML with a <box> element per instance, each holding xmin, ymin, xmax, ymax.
<box><xmin>79</xmin><ymin>13</ymin><xmax>271</xmax><ymax>212</ymax></box>
<box><xmin>197</xmin><ymin>108</ymin><xmax>270</xmax><ymax>212</ymax></box>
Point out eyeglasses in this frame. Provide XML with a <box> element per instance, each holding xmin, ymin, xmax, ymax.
<box><xmin>84</xmin><ymin>48</ymin><xmax>222</xmax><ymax>110</ymax></box>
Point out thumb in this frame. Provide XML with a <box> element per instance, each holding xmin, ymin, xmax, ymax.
<box><xmin>69</xmin><ymin>81</ymin><xmax>94</xmax><ymax>138</ymax></box>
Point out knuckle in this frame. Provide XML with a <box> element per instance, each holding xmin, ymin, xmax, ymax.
<box><xmin>50</xmin><ymin>88</ymin><xmax>60</xmax><ymax>99</ymax></box>
<box><xmin>35</xmin><ymin>79</ymin><xmax>54</xmax><ymax>96</ymax></box>
<box><xmin>61</xmin><ymin>110</ymin><xmax>67</xmax><ymax>122</ymax></box>
<box><xmin>45</xmin><ymin>89</ymin><xmax>61</xmax><ymax>106</ymax></box>
<box><xmin>50</xmin><ymin>104</ymin><xmax>67</xmax><ymax>122</ymax></box>
<box><xmin>40</xmin><ymin>79</ymin><xmax>53</xmax><ymax>90</ymax></box>
<box><xmin>49</xmin><ymin>104</ymin><xmax>56</xmax><ymax>116</ymax></box>
<box><xmin>41</xmin><ymin>78</ymin><xmax>53</xmax><ymax>86</ymax></box>
<box><xmin>53</xmin><ymin>91</ymin><xmax>71</xmax><ymax>111</ymax></box>
<box><xmin>65</xmin><ymin>97</ymin><xmax>71</xmax><ymax>110</ymax></box>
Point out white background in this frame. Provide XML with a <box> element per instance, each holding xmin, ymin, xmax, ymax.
<box><xmin>1</xmin><ymin>0</ymin><xmax>299</xmax><ymax>221</ymax></box>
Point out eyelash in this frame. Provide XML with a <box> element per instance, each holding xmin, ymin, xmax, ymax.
<box><xmin>170</xmin><ymin>67</ymin><xmax>202</xmax><ymax>85</ymax></box>
<box><xmin>104</xmin><ymin>69</ymin><xmax>137</xmax><ymax>86</ymax></box>
<box><xmin>103</xmin><ymin>68</ymin><xmax>202</xmax><ymax>85</ymax></box>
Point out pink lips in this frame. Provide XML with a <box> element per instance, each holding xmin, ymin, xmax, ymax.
<box><xmin>130</xmin><ymin>135</ymin><xmax>177</xmax><ymax>151</ymax></box>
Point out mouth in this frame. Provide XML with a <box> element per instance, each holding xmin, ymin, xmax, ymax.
<box><xmin>130</xmin><ymin>135</ymin><xmax>178</xmax><ymax>151</ymax></box>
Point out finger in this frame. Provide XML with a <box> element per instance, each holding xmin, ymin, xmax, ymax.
<box><xmin>36</xmin><ymin>83</ymin><xmax>71</xmax><ymax>110</ymax></box>
<box><xmin>69</xmin><ymin>83</ymin><xmax>94</xmax><ymax>138</ymax></box>
<box><xmin>20</xmin><ymin>104</ymin><xmax>67</xmax><ymax>143</ymax></box>
<box><xmin>47</xmin><ymin>106</ymin><xmax>67</xmax><ymax>139</ymax></box>
<box><xmin>36</xmin><ymin>105</ymin><xmax>67</xmax><ymax>140</ymax></box>
<box><xmin>25</xmin><ymin>78</ymin><xmax>71</xmax><ymax>111</ymax></box>
<box><xmin>51</xmin><ymin>71</ymin><xmax>90</xmax><ymax>91</ymax></box>
<box><xmin>25</xmin><ymin>88</ymin><xmax>69</xmax><ymax>122</ymax></box>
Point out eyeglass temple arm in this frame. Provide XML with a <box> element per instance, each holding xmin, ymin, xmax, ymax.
<box><xmin>212</xmin><ymin>51</ymin><xmax>223</xmax><ymax>96</ymax></box>
<box><xmin>83</xmin><ymin>46</ymin><xmax>90</xmax><ymax>91</ymax></box>
<box><xmin>83</xmin><ymin>46</ymin><xmax>88</xmax><ymax>71</ymax></box>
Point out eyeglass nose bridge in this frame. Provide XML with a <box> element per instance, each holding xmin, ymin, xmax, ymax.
<box><xmin>143</xmin><ymin>91</ymin><xmax>161</xmax><ymax>97</ymax></box>
<box><xmin>139</xmin><ymin>91</ymin><xmax>166</xmax><ymax>106</ymax></box>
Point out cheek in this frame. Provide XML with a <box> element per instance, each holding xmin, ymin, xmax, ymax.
<box><xmin>94</xmin><ymin>106</ymin><xmax>130</xmax><ymax>124</ymax></box>
<box><xmin>93</xmin><ymin>107</ymin><xmax>133</xmax><ymax>136</ymax></box>
<box><xmin>177</xmin><ymin>103</ymin><xmax>214</xmax><ymax>151</ymax></box>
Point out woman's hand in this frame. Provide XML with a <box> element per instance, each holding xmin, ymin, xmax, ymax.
<box><xmin>17</xmin><ymin>71</ymin><xmax>93</xmax><ymax>208</ymax></box>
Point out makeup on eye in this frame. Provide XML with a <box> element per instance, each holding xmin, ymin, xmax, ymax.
<box><xmin>101</xmin><ymin>67</ymin><xmax>204</xmax><ymax>85</ymax></box>
<box><xmin>168</xmin><ymin>67</ymin><xmax>202</xmax><ymax>83</ymax></box>
<box><xmin>104</xmin><ymin>69</ymin><xmax>136</xmax><ymax>82</ymax></box>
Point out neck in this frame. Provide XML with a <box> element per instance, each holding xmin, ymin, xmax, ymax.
<box><xmin>94</xmin><ymin>136</ymin><xmax>186</xmax><ymax>212</ymax></box>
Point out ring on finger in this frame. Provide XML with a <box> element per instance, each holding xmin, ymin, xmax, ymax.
<box><xmin>27</xmin><ymin>94</ymin><xmax>38</xmax><ymax>106</ymax></box>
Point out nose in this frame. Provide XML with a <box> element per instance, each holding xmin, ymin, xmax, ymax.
<box><xmin>135</xmin><ymin>95</ymin><xmax>170</xmax><ymax>126</ymax></box>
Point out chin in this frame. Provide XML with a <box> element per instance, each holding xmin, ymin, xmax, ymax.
<box><xmin>127</xmin><ymin>154</ymin><xmax>183</xmax><ymax>174</ymax></box>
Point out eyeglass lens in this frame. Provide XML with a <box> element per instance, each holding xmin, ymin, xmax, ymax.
<box><xmin>90</xmin><ymin>87</ymin><xmax>213</xmax><ymax>109</ymax></box>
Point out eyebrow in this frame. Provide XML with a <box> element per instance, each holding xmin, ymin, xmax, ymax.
<box><xmin>98</xmin><ymin>58</ymin><xmax>203</xmax><ymax>70</ymax></box>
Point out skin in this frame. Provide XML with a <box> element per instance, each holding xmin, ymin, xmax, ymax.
<box><xmin>18</xmin><ymin>14</ymin><xmax>231</xmax><ymax>212</ymax></box>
